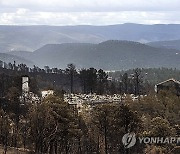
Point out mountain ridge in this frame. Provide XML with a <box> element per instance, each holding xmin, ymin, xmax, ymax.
<box><xmin>7</xmin><ymin>40</ymin><xmax>180</xmax><ymax>70</ymax></box>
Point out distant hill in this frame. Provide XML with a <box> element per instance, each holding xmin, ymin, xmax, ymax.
<box><xmin>8</xmin><ymin>40</ymin><xmax>180</xmax><ymax>70</ymax></box>
<box><xmin>0</xmin><ymin>52</ymin><xmax>34</xmax><ymax>66</ymax></box>
<box><xmin>1</xmin><ymin>24</ymin><xmax>180</xmax><ymax>52</ymax></box>
<box><xmin>7</xmin><ymin>50</ymin><xmax>33</xmax><ymax>60</ymax></box>
<box><xmin>147</xmin><ymin>40</ymin><xmax>180</xmax><ymax>50</ymax></box>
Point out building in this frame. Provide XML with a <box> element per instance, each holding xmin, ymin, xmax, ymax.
<box><xmin>155</xmin><ymin>78</ymin><xmax>180</xmax><ymax>96</ymax></box>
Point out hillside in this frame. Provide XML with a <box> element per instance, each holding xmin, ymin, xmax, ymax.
<box><xmin>147</xmin><ymin>39</ymin><xmax>180</xmax><ymax>50</ymax></box>
<box><xmin>7</xmin><ymin>50</ymin><xmax>33</xmax><ymax>60</ymax></box>
<box><xmin>8</xmin><ymin>40</ymin><xmax>180</xmax><ymax>70</ymax></box>
<box><xmin>0</xmin><ymin>52</ymin><xmax>34</xmax><ymax>66</ymax></box>
<box><xmin>1</xmin><ymin>24</ymin><xmax>180</xmax><ymax>52</ymax></box>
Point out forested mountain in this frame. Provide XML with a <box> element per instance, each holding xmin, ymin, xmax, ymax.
<box><xmin>147</xmin><ymin>39</ymin><xmax>180</xmax><ymax>50</ymax></box>
<box><xmin>8</xmin><ymin>40</ymin><xmax>180</xmax><ymax>70</ymax></box>
<box><xmin>1</xmin><ymin>24</ymin><xmax>180</xmax><ymax>52</ymax></box>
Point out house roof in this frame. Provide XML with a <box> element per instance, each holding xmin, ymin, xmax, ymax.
<box><xmin>156</xmin><ymin>78</ymin><xmax>180</xmax><ymax>86</ymax></box>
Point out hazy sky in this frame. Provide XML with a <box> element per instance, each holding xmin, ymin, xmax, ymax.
<box><xmin>0</xmin><ymin>0</ymin><xmax>180</xmax><ymax>25</ymax></box>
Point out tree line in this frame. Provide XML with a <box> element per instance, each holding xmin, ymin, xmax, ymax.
<box><xmin>0</xmin><ymin>61</ymin><xmax>147</xmax><ymax>96</ymax></box>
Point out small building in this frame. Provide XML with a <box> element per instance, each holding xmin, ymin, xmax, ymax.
<box><xmin>155</xmin><ymin>78</ymin><xmax>180</xmax><ymax>96</ymax></box>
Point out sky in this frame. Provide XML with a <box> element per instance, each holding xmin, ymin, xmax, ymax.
<box><xmin>0</xmin><ymin>0</ymin><xmax>180</xmax><ymax>25</ymax></box>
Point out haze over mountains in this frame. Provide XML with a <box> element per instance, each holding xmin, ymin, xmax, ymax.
<box><xmin>147</xmin><ymin>40</ymin><xmax>180</xmax><ymax>50</ymax></box>
<box><xmin>0</xmin><ymin>23</ymin><xmax>180</xmax><ymax>70</ymax></box>
<box><xmin>1</xmin><ymin>23</ymin><xmax>180</xmax><ymax>52</ymax></box>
